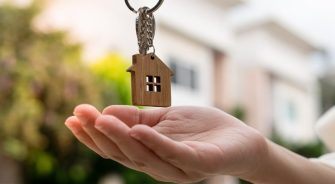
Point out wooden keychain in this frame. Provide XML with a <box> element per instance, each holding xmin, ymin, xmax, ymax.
<box><xmin>125</xmin><ymin>0</ymin><xmax>173</xmax><ymax>107</ymax></box>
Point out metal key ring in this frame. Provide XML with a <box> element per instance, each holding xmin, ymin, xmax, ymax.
<box><xmin>125</xmin><ymin>0</ymin><xmax>164</xmax><ymax>14</ymax></box>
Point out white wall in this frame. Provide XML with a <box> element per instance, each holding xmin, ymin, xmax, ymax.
<box><xmin>236</xmin><ymin>28</ymin><xmax>316</xmax><ymax>86</ymax></box>
<box><xmin>157</xmin><ymin>27</ymin><xmax>215</xmax><ymax>106</ymax></box>
<box><xmin>273</xmin><ymin>79</ymin><xmax>319</xmax><ymax>143</ymax></box>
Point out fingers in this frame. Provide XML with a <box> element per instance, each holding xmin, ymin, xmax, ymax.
<box><xmin>73</xmin><ymin>104</ymin><xmax>133</xmax><ymax>168</ymax></box>
<box><xmin>102</xmin><ymin>105</ymin><xmax>168</xmax><ymax>127</ymax></box>
<box><xmin>95</xmin><ymin>115</ymin><xmax>187</xmax><ymax>180</ymax></box>
<box><xmin>65</xmin><ymin>116</ymin><xmax>107</xmax><ymax>158</ymax></box>
<box><xmin>102</xmin><ymin>105</ymin><xmax>140</xmax><ymax>127</ymax></box>
<box><xmin>69</xmin><ymin>105</ymin><xmax>190</xmax><ymax>181</ymax></box>
<box><xmin>140</xmin><ymin>108</ymin><xmax>169</xmax><ymax>126</ymax></box>
<box><xmin>129</xmin><ymin>124</ymin><xmax>197</xmax><ymax>170</ymax></box>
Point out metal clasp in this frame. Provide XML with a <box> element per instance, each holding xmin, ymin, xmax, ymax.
<box><xmin>124</xmin><ymin>0</ymin><xmax>164</xmax><ymax>14</ymax></box>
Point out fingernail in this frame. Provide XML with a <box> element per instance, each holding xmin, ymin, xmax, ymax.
<box><xmin>64</xmin><ymin>117</ymin><xmax>75</xmax><ymax>128</ymax></box>
<box><xmin>64</xmin><ymin>121</ymin><xmax>70</xmax><ymax>129</ymax></box>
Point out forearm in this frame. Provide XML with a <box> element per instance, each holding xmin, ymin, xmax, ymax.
<box><xmin>246</xmin><ymin>140</ymin><xmax>335</xmax><ymax>184</ymax></box>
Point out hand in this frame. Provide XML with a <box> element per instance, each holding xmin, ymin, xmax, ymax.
<box><xmin>65</xmin><ymin>105</ymin><xmax>268</xmax><ymax>183</ymax></box>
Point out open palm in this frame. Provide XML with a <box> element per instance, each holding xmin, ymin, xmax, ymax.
<box><xmin>65</xmin><ymin>105</ymin><xmax>267</xmax><ymax>183</ymax></box>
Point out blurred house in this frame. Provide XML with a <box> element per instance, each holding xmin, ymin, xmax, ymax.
<box><xmin>224</xmin><ymin>19</ymin><xmax>324</xmax><ymax>144</ymax></box>
<box><xmin>157</xmin><ymin>0</ymin><xmax>326</xmax><ymax>146</ymax></box>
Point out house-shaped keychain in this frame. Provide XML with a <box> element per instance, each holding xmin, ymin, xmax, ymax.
<box><xmin>127</xmin><ymin>54</ymin><xmax>173</xmax><ymax>107</ymax></box>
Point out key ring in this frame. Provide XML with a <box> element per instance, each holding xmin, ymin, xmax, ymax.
<box><xmin>125</xmin><ymin>0</ymin><xmax>164</xmax><ymax>14</ymax></box>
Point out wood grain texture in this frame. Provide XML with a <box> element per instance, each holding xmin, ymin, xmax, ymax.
<box><xmin>127</xmin><ymin>54</ymin><xmax>173</xmax><ymax>107</ymax></box>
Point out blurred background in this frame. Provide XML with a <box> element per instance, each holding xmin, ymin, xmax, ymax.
<box><xmin>0</xmin><ymin>0</ymin><xmax>334</xmax><ymax>183</ymax></box>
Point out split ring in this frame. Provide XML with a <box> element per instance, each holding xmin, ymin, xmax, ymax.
<box><xmin>125</xmin><ymin>0</ymin><xmax>164</xmax><ymax>14</ymax></box>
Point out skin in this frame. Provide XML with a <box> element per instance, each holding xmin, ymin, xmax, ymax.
<box><xmin>65</xmin><ymin>104</ymin><xmax>335</xmax><ymax>184</ymax></box>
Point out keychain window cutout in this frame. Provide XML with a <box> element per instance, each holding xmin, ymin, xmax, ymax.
<box><xmin>155</xmin><ymin>85</ymin><xmax>161</xmax><ymax>92</ymax></box>
<box><xmin>145</xmin><ymin>75</ymin><xmax>161</xmax><ymax>92</ymax></box>
<box><xmin>146</xmin><ymin>76</ymin><xmax>153</xmax><ymax>82</ymax></box>
<box><xmin>146</xmin><ymin>84</ymin><xmax>153</xmax><ymax>92</ymax></box>
<box><xmin>154</xmin><ymin>76</ymin><xmax>160</xmax><ymax>83</ymax></box>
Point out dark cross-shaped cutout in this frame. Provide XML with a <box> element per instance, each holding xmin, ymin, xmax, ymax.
<box><xmin>146</xmin><ymin>75</ymin><xmax>161</xmax><ymax>92</ymax></box>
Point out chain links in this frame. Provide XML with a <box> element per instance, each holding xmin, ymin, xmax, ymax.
<box><xmin>136</xmin><ymin>7</ymin><xmax>156</xmax><ymax>55</ymax></box>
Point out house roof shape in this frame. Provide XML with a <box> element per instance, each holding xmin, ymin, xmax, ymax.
<box><xmin>127</xmin><ymin>54</ymin><xmax>174</xmax><ymax>76</ymax></box>
<box><xmin>236</xmin><ymin>19</ymin><xmax>321</xmax><ymax>53</ymax></box>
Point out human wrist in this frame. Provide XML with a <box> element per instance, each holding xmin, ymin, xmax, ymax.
<box><xmin>236</xmin><ymin>134</ymin><xmax>271</xmax><ymax>183</ymax></box>
<box><xmin>243</xmin><ymin>139</ymin><xmax>326</xmax><ymax>184</ymax></box>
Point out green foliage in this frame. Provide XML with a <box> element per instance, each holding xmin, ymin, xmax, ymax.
<box><xmin>90</xmin><ymin>53</ymin><xmax>131</xmax><ymax>106</ymax></box>
<box><xmin>271</xmin><ymin>129</ymin><xmax>325</xmax><ymax>158</ymax></box>
<box><xmin>0</xmin><ymin>3</ymin><xmax>108</xmax><ymax>183</ymax></box>
<box><xmin>231</xmin><ymin>105</ymin><xmax>246</xmax><ymax>121</ymax></box>
<box><xmin>0</xmin><ymin>3</ymin><xmax>169</xmax><ymax>184</ymax></box>
<box><xmin>239</xmin><ymin>179</ymin><xmax>252</xmax><ymax>184</ymax></box>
